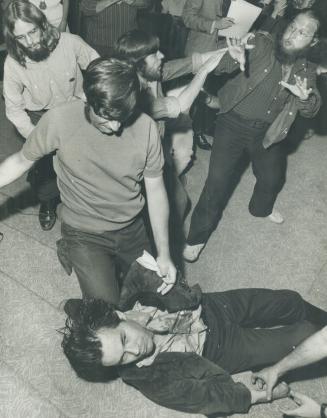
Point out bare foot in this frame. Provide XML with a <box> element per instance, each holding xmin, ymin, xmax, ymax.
<box><xmin>183</xmin><ymin>243</ymin><xmax>205</xmax><ymax>262</ymax></box>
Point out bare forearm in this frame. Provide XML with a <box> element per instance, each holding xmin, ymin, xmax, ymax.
<box><xmin>274</xmin><ymin>327</ymin><xmax>327</xmax><ymax>377</ymax></box>
<box><xmin>0</xmin><ymin>152</ymin><xmax>34</xmax><ymax>188</ymax></box>
<box><xmin>145</xmin><ymin>177</ymin><xmax>170</xmax><ymax>258</ymax></box>
<box><xmin>178</xmin><ymin>69</ymin><xmax>208</xmax><ymax>113</ymax></box>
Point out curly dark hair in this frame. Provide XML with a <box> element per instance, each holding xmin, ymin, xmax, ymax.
<box><xmin>3</xmin><ymin>0</ymin><xmax>60</xmax><ymax>67</ymax></box>
<box><xmin>83</xmin><ymin>57</ymin><xmax>140</xmax><ymax>122</ymax></box>
<box><xmin>61</xmin><ymin>299</ymin><xmax>121</xmax><ymax>382</ymax></box>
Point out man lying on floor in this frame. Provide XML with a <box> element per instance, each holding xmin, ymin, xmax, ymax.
<box><xmin>61</xmin><ymin>252</ymin><xmax>327</xmax><ymax>416</ymax></box>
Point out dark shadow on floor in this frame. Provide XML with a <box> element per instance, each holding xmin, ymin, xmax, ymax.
<box><xmin>0</xmin><ymin>188</ymin><xmax>38</xmax><ymax>221</ymax></box>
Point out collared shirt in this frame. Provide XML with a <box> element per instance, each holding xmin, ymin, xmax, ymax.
<box><xmin>3</xmin><ymin>33</ymin><xmax>98</xmax><ymax>138</ymax></box>
<box><xmin>216</xmin><ymin>32</ymin><xmax>320</xmax><ymax>125</ymax></box>
<box><xmin>233</xmin><ymin>58</ymin><xmax>290</xmax><ymax>123</ymax></box>
<box><xmin>123</xmin><ymin>302</ymin><xmax>207</xmax><ymax>367</ymax></box>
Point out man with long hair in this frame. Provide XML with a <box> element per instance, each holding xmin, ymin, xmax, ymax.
<box><xmin>0</xmin><ymin>57</ymin><xmax>176</xmax><ymax>305</ymax></box>
<box><xmin>114</xmin><ymin>30</ymin><xmax>249</xmax><ymax>245</ymax></box>
<box><xmin>3</xmin><ymin>0</ymin><xmax>98</xmax><ymax>230</ymax></box>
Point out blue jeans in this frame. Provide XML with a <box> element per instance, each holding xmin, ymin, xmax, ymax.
<box><xmin>58</xmin><ymin>217</ymin><xmax>151</xmax><ymax>304</ymax></box>
<box><xmin>187</xmin><ymin>111</ymin><xmax>286</xmax><ymax>245</ymax></box>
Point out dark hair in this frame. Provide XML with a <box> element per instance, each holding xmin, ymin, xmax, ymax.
<box><xmin>83</xmin><ymin>57</ymin><xmax>140</xmax><ymax>122</ymax></box>
<box><xmin>114</xmin><ymin>29</ymin><xmax>160</xmax><ymax>73</ymax></box>
<box><xmin>61</xmin><ymin>299</ymin><xmax>121</xmax><ymax>382</ymax></box>
<box><xmin>3</xmin><ymin>0</ymin><xmax>60</xmax><ymax>67</ymax></box>
<box><xmin>308</xmin><ymin>37</ymin><xmax>327</xmax><ymax>66</ymax></box>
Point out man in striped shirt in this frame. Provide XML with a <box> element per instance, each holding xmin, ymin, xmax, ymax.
<box><xmin>80</xmin><ymin>0</ymin><xmax>152</xmax><ymax>57</ymax></box>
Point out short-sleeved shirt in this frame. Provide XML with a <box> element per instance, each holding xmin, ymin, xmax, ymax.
<box><xmin>22</xmin><ymin>100</ymin><xmax>164</xmax><ymax>233</ymax></box>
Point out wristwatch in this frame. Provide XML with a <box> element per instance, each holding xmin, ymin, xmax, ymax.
<box><xmin>321</xmin><ymin>403</ymin><xmax>327</xmax><ymax>418</ymax></box>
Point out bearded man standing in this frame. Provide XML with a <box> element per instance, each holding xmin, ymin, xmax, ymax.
<box><xmin>184</xmin><ymin>10</ymin><xmax>322</xmax><ymax>262</ymax></box>
<box><xmin>3</xmin><ymin>0</ymin><xmax>98</xmax><ymax>230</ymax></box>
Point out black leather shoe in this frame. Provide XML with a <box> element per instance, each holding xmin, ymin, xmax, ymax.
<box><xmin>194</xmin><ymin>133</ymin><xmax>212</xmax><ymax>151</ymax></box>
<box><xmin>39</xmin><ymin>200</ymin><xmax>57</xmax><ymax>231</ymax></box>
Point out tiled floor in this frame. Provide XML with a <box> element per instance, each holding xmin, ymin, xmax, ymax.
<box><xmin>0</xmin><ymin>88</ymin><xmax>326</xmax><ymax>417</ymax></box>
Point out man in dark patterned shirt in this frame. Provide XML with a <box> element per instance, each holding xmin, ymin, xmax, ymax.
<box><xmin>80</xmin><ymin>0</ymin><xmax>151</xmax><ymax>57</ymax></box>
<box><xmin>183</xmin><ymin>10</ymin><xmax>322</xmax><ymax>262</ymax></box>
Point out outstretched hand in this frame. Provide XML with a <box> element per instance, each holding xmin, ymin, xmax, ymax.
<box><xmin>251</xmin><ymin>366</ymin><xmax>280</xmax><ymax>401</ymax></box>
<box><xmin>281</xmin><ymin>75</ymin><xmax>312</xmax><ymax>100</ymax></box>
<box><xmin>227</xmin><ymin>34</ymin><xmax>255</xmax><ymax>72</ymax></box>
<box><xmin>280</xmin><ymin>391</ymin><xmax>321</xmax><ymax>418</ymax></box>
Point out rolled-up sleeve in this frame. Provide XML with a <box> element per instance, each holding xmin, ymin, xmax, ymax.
<box><xmin>162</xmin><ymin>57</ymin><xmax>194</xmax><ymax>82</ymax></box>
<box><xmin>151</xmin><ymin>96</ymin><xmax>181</xmax><ymax>120</ymax></box>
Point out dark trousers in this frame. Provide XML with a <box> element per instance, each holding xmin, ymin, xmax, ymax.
<box><xmin>187</xmin><ymin>111</ymin><xmax>286</xmax><ymax>245</ymax></box>
<box><xmin>59</xmin><ymin>217</ymin><xmax>151</xmax><ymax>304</ymax></box>
<box><xmin>202</xmin><ymin>288</ymin><xmax>323</xmax><ymax>374</ymax></box>
<box><xmin>27</xmin><ymin>110</ymin><xmax>60</xmax><ymax>203</ymax></box>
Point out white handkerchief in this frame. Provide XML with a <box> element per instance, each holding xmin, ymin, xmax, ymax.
<box><xmin>136</xmin><ymin>250</ymin><xmax>160</xmax><ymax>273</ymax></box>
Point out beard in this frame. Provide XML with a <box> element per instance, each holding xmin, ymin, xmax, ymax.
<box><xmin>275</xmin><ymin>23</ymin><xmax>311</xmax><ymax>64</ymax></box>
<box><xmin>139</xmin><ymin>63</ymin><xmax>162</xmax><ymax>82</ymax></box>
<box><xmin>20</xmin><ymin>42</ymin><xmax>51</xmax><ymax>62</ymax></box>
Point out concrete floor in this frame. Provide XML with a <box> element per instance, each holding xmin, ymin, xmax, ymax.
<box><xmin>0</xmin><ymin>85</ymin><xmax>326</xmax><ymax>417</ymax></box>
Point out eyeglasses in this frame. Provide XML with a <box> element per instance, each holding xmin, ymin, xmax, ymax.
<box><xmin>14</xmin><ymin>27</ymin><xmax>40</xmax><ymax>43</ymax></box>
<box><xmin>287</xmin><ymin>23</ymin><xmax>313</xmax><ymax>38</ymax></box>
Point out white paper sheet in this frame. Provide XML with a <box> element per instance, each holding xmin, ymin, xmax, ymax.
<box><xmin>219</xmin><ymin>0</ymin><xmax>262</xmax><ymax>38</ymax></box>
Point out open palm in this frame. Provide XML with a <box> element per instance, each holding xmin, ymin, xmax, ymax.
<box><xmin>281</xmin><ymin>75</ymin><xmax>312</xmax><ymax>100</ymax></box>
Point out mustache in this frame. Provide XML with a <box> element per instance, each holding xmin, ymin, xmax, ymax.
<box><xmin>20</xmin><ymin>42</ymin><xmax>51</xmax><ymax>62</ymax></box>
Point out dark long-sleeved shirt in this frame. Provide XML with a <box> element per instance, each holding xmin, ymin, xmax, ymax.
<box><xmin>213</xmin><ymin>32</ymin><xmax>320</xmax><ymax>146</ymax></box>
<box><xmin>80</xmin><ymin>0</ymin><xmax>151</xmax><ymax>48</ymax></box>
<box><xmin>215</xmin><ymin>33</ymin><xmax>320</xmax><ymax>120</ymax></box>
<box><xmin>117</xmin><ymin>262</ymin><xmax>252</xmax><ymax>416</ymax></box>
